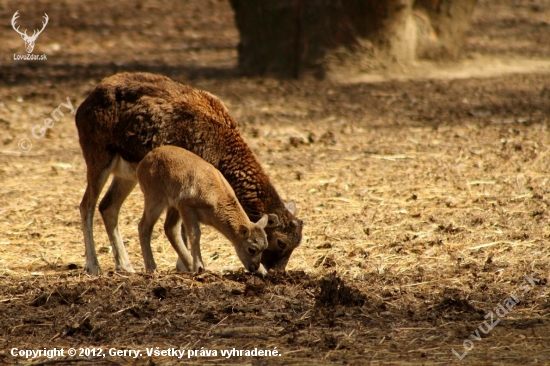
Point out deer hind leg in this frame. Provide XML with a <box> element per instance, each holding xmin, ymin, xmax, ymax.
<box><xmin>164</xmin><ymin>207</ymin><xmax>194</xmax><ymax>272</ymax></box>
<box><xmin>79</xmin><ymin>154</ymin><xmax>115</xmax><ymax>275</ymax></box>
<box><xmin>138</xmin><ymin>197</ymin><xmax>165</xmax><ymax>272</ymax></box>
<box><xmin>98</xmin><ymin>176</ymin><xmax>137</xmax><ymax>272</ymax></box>
<box><xmin>178</xmin><ymin>206</ymin><xmax>204</xmax><ymax>273</ymax></box>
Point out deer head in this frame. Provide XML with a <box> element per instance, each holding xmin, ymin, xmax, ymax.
<box><xmin>11</xmin><ymin>11</ymin><xmax>49</xmax><ymax>54</ymax></box>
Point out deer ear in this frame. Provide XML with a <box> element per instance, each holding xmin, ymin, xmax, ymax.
<box><xmin>267</xmin><ymin>213</ymin><xmax>280</xmax><ymax>228</ymax></box>
<box><xmin>256</xmin><ymin>214</ymin><xmax>268</xmax><ymax>229</ymax></box>
<box><xmin>239</xmin><ymin>225</ymin><xmax>250</xmax><ymax>238</ymax></box>
<box><xmin>285</xmin><ymin>200</ymin><xmax>297</xmax><ymax>215</ymax></box>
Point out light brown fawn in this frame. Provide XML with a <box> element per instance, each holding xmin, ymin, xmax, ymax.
<box><xmin>137</xmin><ymin>146</ymin><xmax>268</xmax><ymax>275</ymax></box>
<box><xmin>75</xmin><ymin>72</ymin><xmax>302</xmax><ymax>274</ymax></box>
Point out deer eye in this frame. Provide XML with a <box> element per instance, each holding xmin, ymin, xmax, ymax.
<box><xmin>248</xmin><ymin>248</ymin><xmax>257</xmax><ymax>255</ymax></box>
<box><xmin>277</xmin><ymin>240</ymin><xmax>286</xmax><ymax>250</ymax></box>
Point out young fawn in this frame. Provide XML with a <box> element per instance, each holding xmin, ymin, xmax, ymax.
<box><xmin>136</xmin><ymin>146</ymin><xmax>269</xmax><ymax>275</ymax></box>
<box><xmin>76</xmin><ymin>72</ymin><xmax>302</xmax><ymax>275</ymax></box>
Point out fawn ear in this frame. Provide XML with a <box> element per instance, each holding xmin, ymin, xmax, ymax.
<box><xmin>239</xmin><ymin>225</ymin><xmax>250</xmax><ymax>238</ymax></box>
<box><xmin>285</xmin><ymin>200</ymin><xmax>297</xmax><ymax>215</ymax></box>
<box><xmin>267</xmin><ymin>213</ymin><xmax>280</xmax><ymax>228</ymax></box>
<box><xmin>256</xmin><ymin>214</ymin><xmax>268</xmax><ymax>229</ymax></box>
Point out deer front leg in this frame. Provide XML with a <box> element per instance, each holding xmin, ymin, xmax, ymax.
<box><xmin>164</xmin><ymin>207</ymin><xmax>194</xmax><ymax>272</ymax></box>
<box><xmin>178</xmin><ymin>207</ymin><xmax>204</xmax><ymax>273</ymax></box>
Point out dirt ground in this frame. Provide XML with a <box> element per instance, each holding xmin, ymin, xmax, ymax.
<box><xmin>1</xmin><ymin>0</ymin><xmax>550</xmax><ymax>364</ymax></box>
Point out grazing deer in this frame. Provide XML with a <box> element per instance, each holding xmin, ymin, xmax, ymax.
<box><xmin>137</xmin><ymin>146</ymin><xmax>269</xmax><ymax>275</ymax></box>
<box><xmin>75</xmin><ymin>72</ymin><xmax>303</xmax><ymax>275</ymax></box>
<box><xmin>11</xmin><ymin>11</ymin><xmax>49</xmax><ymax>54</ymax></box>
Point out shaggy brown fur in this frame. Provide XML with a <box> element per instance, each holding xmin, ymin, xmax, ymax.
<box><xmin>75</xmin><ymin>72</ymin><xmax>302</xmax><ymax>275</ymax></box>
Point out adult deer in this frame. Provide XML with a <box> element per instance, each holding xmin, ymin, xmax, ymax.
<box><xmin>75</xmin><ymin>72</ymin><xmax>303</xmax><ymax>275</ymax></box>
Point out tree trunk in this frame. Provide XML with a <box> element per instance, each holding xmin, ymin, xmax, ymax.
<box><xmin>229</xmin><ymin>0</ymin><xmax>477</xmax><ymax>79</ymax></box>
<box><xmin>414</xmin><ymin>0</ymin><xmax>479</xmax><ymax>59</ymax></box>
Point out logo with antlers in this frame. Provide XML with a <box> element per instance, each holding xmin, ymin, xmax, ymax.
<box><xmin>11</xmin><ymin>11</ymin><xmax>49</xmax><ymax>54</ymax></box>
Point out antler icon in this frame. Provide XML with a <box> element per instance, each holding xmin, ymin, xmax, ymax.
<box><xmin>12</xmin><ymin>11</ymin><xmax>49</xmax><ymax>54</ymax></box>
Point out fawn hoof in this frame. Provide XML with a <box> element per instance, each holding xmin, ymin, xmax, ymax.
<box><xmin>86</xmin><ymin>264</ymin><xmax>103</xmax><ymax>275</ymax></box>
<box><xmin>176</xmin><ymin>259</ymin><xmax>192</xmax><ymax>272</ymax></box>
<box><xmin>116</xmin><ymin>265</ymin><xmax>136</xmax><ymax>273</ymax></box>
<box><xmin>192</xmin><ymin>260</ymin><xmax>205</xmax><ymax>274</ymax></box>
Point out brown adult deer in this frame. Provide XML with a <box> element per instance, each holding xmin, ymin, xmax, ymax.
<box><xmin>11</xmin><ymin>11</ymin><xmax>49</xmax><ymax>54</ymax></box>
<box><xmin>137</xmin><ymin>146</ymin><xmax>269</xmax><ymax>275</ymax></box>
<box><xmin>75</xmin><ymin>72</ymin><xmax>303</xmax><ymax>275</ymax></box>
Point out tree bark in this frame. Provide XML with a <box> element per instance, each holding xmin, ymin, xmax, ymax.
<box><xmin>229</xmin><ymin>0</ymin><xmax>477</xmax><ymax>79</ymax></box>
<box><xmin>414</xmin><ymin>0</ymin><xmax>478</xmax><ymax>59</ymax></box>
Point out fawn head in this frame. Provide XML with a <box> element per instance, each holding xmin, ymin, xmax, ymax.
<box><xmin>234</xmin><ymin>214</ymin><xmax>269</xmax><ymax>276</ymax></box>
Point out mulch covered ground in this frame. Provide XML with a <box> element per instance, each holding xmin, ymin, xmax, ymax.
<box><xmin>1</xmin><ymin>0</ymin><xmax>550</xmax><ymax>364</ymax></box>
